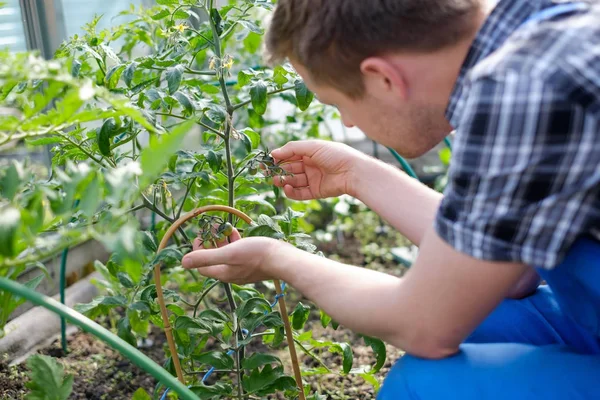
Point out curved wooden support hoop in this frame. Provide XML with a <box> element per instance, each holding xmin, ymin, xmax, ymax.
<box><xmin>154</xmin><ymin>205</ymin><xmax>305</xmax><ymax>399</ymax></box>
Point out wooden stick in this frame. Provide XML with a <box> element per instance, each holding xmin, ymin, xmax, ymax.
<box><xmin>274</xmin><ymin>279</ymin><xmax>306</xmax><ymax>400</ymax></box>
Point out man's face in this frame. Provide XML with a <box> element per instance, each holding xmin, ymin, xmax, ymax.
<box><xmin>292</xmin><ymin>62</ymin><xmax>452</xmax><ymax>159</ymax></box>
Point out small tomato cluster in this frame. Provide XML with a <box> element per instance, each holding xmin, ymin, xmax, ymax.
<box><xmin>196</xmin><ymin>215</ymin><xmax>234</xmax><ymax>248</ymax></box>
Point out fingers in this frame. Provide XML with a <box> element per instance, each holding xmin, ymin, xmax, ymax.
<box><xmin>279</xmin><ymin>161</ymin><xmax>304</xmax><ymax>174</ymax></box>
<box><xmin>283</xmin><ymin>184</ymin><xmax>316</xmax><ymax>201</ymax></box>
<box><xmin>193</xmin><ymin>264</ymin><xmax>228</xmax><ymax>280</ymax></box>
<box><xmin>193</xmin><ymin>238</ymin><xmax>202</xmax><ymax>251</ymax></box>
<box><xmin>182</xmin><ymin>247</ymin><xmax>232</xmax><ymax>269</ymax></box>
<box><xmin>228</xmin><ymin>228</ymin><xmax>241</xmax><ymax>242</ymax></box>
<box><xmin>273</xmin><ymin>173</ymin><xmax>308</xmax><ymax>188</ymax></box>
<box><xmin>271</xmin><ymin>140</ymin><xmax>321</xmax><ymax>162</ymax></box>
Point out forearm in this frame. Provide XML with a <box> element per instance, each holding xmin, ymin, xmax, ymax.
<box><xmin>351</xmin><ymin>157</ymin><xmax>443</xmax><ymax>245</ymax></box>
<box><xmin>271</xmin><ymin>243</ymin><xmax>409</xmax><ymax>346</ymax></box>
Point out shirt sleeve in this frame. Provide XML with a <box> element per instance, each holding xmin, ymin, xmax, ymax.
<box><xmin>435</xmin><ymin>70</ymin><xmax>600</xmax><ymax>269</ymax></box>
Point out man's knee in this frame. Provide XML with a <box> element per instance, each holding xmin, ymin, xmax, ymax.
<box><xmin>378</xmin><ymin>354</ymin><xmax>456</xmax><ymax>400</ymax></box>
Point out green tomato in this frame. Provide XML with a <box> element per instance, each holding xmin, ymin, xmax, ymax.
<box><xmin>248</xmin><ymin>167</ymin><xmax>258</xmax><ymax>175</ymax></box>
<box><xmin>202</xmin><ymin>241</ymin><xmax>212</xmax><ymax>249</ymax></box>
<box><xmin>220</xmin><ymin>222</ymin><xmax>234</xmax><ymax>237</ymax></box>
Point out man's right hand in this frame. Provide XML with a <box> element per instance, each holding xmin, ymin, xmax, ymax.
<box><xmin>271</xmin><ymin>140</ymin><xmax>369</xmax><ymax>201</ymax></box>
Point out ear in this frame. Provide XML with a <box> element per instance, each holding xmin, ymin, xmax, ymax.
<box><xmin>360</xmin><ymin>57</ymin><xmax>408</xmax><ymax>100</ymax></box>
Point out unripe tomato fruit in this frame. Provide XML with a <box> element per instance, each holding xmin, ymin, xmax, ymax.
<box><xmin>220</xmin><ymin>222</ymin><xmax>234</xmax><ymax>237</ymax></box>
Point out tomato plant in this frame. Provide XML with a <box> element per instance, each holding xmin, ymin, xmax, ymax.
<box><xmin>0</xmin><ymin>1</ymin><xmax>386</xmax><ymax>398</ymax></box>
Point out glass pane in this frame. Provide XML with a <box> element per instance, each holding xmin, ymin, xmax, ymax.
<box><xmin>0</xmin><ymin>0</ymin><xmax>27</xmax><ymax>52</ymax></box>
<box><xmin>61</xmin><ymin>0</ymin><xmax>145</xmax><ymax>37</ymax></box>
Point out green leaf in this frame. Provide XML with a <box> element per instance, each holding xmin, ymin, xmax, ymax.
<box><xmin>174</xmin><ymin>315</ymin><xmax>210</xmax><ymax>333</ymax></box>
<box><xmin>71</xmin><ymin>59</ymin><xmax>82</xmax><ymax>77</ymax></box>
<box><xmin>362</xmin><ymin>336</ymin><xmax>387</xmax><ymax>374</ymax></box>
<box><xmin>243</xmin><ymin>32</ymin><xmax>262</xmax><ymax>53</ymax></box>
<box><xmin>245</xmin><ymin>215</ymin><xmax>284</xmax><ymax>239</ymax></box>
<box><xmin>439</xmin><ymin>147</ymin><xmax>452</xmax><ymax>166</ymax></box>
<box><xmin>291</xmin><ymin>302</ymin><xmax>310</xmax><ymax>330</ymax></box>
<box><xmin>105</xmin><ymin>63</ymin><xmax>125</xmax><ymax>89</ymax></box>
<box><xmin>173</xmin><ymin>9</ymin><xmax>190</xmax><ymax>19</ymax></box>
<box><xmin>240</xmin><ymin>132</ymin><xmax>252</xmax><ymax>152</ymax></box>
<box><xmin>25</xmin><ymin>354</ymin><xmax>73</xmax><ymax>400</ymax></box>
<box><xmin>0</xmin><ymin>206</ymin><xmax>21</xmax><ymax>258</ymax></box>
<box><xmin>242</xmin><ymin>353</ymin><xmax>282</xmax><ymax>371</ymax></box>
<box><xmin>237</xmin><ymin>20</ymin><xmax>263</xmax><ymax>34</ymax></box>
<box><xmin>165</xmin><ymin>64</ymin><xmax>184</xmax><ymax>95</ymax></box>
<box><xmin>74</xmin><ymin>295</ymin><xmax>127</xmax><ymax>319</ymax></box>
<box><xmin>200</xmin><ymin>84</ymin><xmax>220</xmax><ymax>94</ymax></box>
<box><xmin>320</xmin><ymin>309</ymin><xmax>332</xmax><ymax>329</ymax></box>
<box><xmin>152</xmin><ymin>247</ymin><xmax>184</xmax><ymax>267</ymax></box>
<box><xmin>9</xmin><ymin>274</ymin><xmax>46</xmax><ymax>313</ymax></box>
<box><xmin>245</xmin><ymin>224</ymin><xmax>284</xmax><ymax>239</ymax></box>
<box><xmin>250</xmin><ymin>81</ymin><xmax>268</xmax><ymax>115</ymax></box>
<box><xmin>173</xmin><ymin>91</ymin><xmax>194</xmax><ymax>114</ymax></box>
<box><xmin>294</xmin><ymin>79</ymin><xmax>314</xmax><ymax>111</ymax></box>
<box><xmin>206</xmin><ymin>150</ymin><xmax>222</xmax><ymax>172</ymax></box>
<box><xmin>190</xmin><ymin>383</ymin><xmax>233</xmax><ymax>399</ymax></box>
<box><xmin>330</xmin><ymin>343</ymin><xmax>353</xmax><ymax>374</ymax></box>
<box><xmin>0</xmin><ymin>160</ymin><xmax>24</xmax><ymax>201</ymax></box>
<box><xmin>272</xmin><ymin>66</ymin><xmax>289</xmax><ymax>87</ymax></box>
<box><xmin>205</xmin><ymin>104</ymin><xmax>226</xmax><ymax>125</ymax></box>
<box><xmin>240</xmin><ymin>128</ymin><xmax>260</xmax><ymax>150</ymax></box>
<box><xmin>237</xmin><ymin>297</ymin><xmax>272</xmax><ymax>320</ymax></box>
<box><xmin>242</xmin><ymin>364</ymin><xmax>286</xmax><ymax>394</ymax></box>
<box><xmin>117</xmin><ymin>272</ymin><xmax>135</xmax><ymax>289</ymax></box>
<box><xmin>123</xmin><ymin>61</ymin><xmax>138</xmax><ymax>87</ymax></box>
<box><xmin>139</xmin><ymin>120</ymin><xmax>194</xmax><ymax>188</ymax></box>
<box><xmin>210</xmin><ymin>8</ymin><xmax>223</xmax><ymax>36</ymax></box>
<box><xmin>237</xmin><ymin>70</ymin><xmax>254</xmax><ymax>88</ymax></box>
<box><xmin>117</xmin><ymin>317</ymin><xmax>136</xmax><ymax>347</ymax></box>
<box><xmin>131</xmin><ymin>388</ymin><xmax>152</xmax><ymax>400</ymax></box>
<box><xmin>130</xmin><ymin>301</ymin><xmax>151</xmax><ymax>313</ymax></box>
<box><xmin>79</xmin><ymin>173</ymin><xmax>100</xmax><ymax>218</ymax></box>
<box><xmin>141</xmin><ymin>231</ymin><xmax>158</xmax><ymax>252</ymax></box>
<box><xmin>97</xmin><ymin>118</ymin><xmax>118</xmax><ymax>156</ymax></box>
<box><xmin>156</xmin><ymin>0</ymin><xmax>178</xmax><ymax>4</ymax></box>
<box><xmin>193</xmin><ymin>351</ymin><xmax>234</xmax><ymax>370</ymax></box>
<box><xmin>25</xmin><ymin>136</ymin><xmax>62</xmax><ymax>146</ymax></box>
<box><xmin>359</xmin><ymin>372</ymin><xmax>380</xmax><ymax>391</ymax></box>
<box><xmin>151</xmin><ymin>8</ymin><xmax>170</xmax><ymax>20</ymax></box>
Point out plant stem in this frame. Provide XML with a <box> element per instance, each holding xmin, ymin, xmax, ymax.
<box><xmin>59</xmin><ymin>132</ymin><xmax>108</xmax><ymax>167</ymax></box>
<box><xmin>184</xmin><ymin>67</ymin><xmax>217</xmax><ymax>76</ymax></box>
<box><xmin>208</xmin><ymin>5</ymin><xmax>245</xmax><ymax>398</ymax></box>
<box><xmin>155</xmin><ymin>112</ymin><xmax>224</xmax><ymax>138</ymax></box>
<box><xmin>232</xmin><ymin>85</ymin><xmax>295</xmax><ymax>111</ymax></box>
<box><xmin>142</xmin><ymin>194</ymin><xmax>175</xmax><ymax>224</ymax></box>
<box><xmin>218</xmin><ymin>6</ymin><xmax>253</xmax><ymax>41</ymax></box>
<box><xmin>193</xmin><ymin>280</ymin><xmax>221</xmax><ymax>317</ymax></box>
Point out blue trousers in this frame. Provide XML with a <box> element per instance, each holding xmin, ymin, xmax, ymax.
<box><xmin>378</xmin><ymin>237</ymin><xmax>600</xmax><ymax>399</ymax></box>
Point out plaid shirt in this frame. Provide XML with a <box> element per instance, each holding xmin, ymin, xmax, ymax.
<box><xmin>435</xmin><ymin>0</ymin><xmax>600</xmax><ymax>269</ymax></box>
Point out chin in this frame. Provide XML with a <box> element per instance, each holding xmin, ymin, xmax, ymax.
<box><xmin>387</xmin><ymin>141</ymin><xmax>433</xmax><ymax>159</ymax></box>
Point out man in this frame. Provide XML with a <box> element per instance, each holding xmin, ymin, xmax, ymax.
<box><xmin>183</xmin><ymin>0</ymin><xmax>600</xmax><ymax>398</ymax></box>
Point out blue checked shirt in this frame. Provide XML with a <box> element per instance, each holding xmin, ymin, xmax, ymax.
<box><xmin>435</xmin><ymin>0</ymin><xmax>600</xmax><ymax>269</ymax></box>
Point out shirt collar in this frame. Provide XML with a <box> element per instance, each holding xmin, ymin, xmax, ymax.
<box><xmin>445</xmin><ymin>0</ymin><xmax>553</xmax><ymax>125</ymax></box>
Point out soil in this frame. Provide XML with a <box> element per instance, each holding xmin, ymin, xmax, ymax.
<box><xmin>0</xmin><ymin>235</ymin><xmax>405</xmax><ymax>400</ymax></box>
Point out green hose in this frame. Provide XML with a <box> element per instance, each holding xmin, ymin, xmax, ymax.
<box><xmin>444</xmin><ymin>137</ymin><xmax>452</xmax><ymax>151</ymax></box>
<box><xmin>0</xmin><ymin>277</ymin><xmax>198</xmax><ymax>400</ymax></box>
<box><xmin>58</xmin><ymin>199</ymin><xmax>80</xmax><ymax>353</ymax></box>
<box><xmin>387</xmin><ymin>147</ymin><xmax>419</xmax><ymax>179</ymax></box>
<box><xmin>59</xmin><ymin>248</ymin><xmax>69</xmax><ymax>352</ymax></box>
